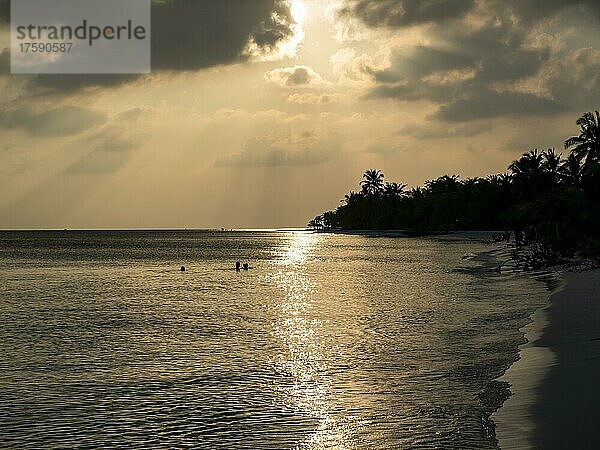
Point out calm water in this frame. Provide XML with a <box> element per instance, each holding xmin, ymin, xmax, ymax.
<box><xmin>0</xmin><ymin>231</ymin><xmax>550</xmax><ymax>449</ymax></box>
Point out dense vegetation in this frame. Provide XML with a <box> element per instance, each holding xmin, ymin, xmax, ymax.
<box><xmin>308</xmin><ymin>111</ymin><xmax>600</xmax><ymax>267</ymax></box>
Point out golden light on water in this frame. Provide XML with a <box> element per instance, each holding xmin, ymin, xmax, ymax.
<box><xmin>272</xmin><ymin>232</ymin><xmax>353</xmax><ymax>447</ymax></box>
<box><xmin>279</xmin><ymin>230</ymin><xmax>315</xmax><ymax>266</ymax></box>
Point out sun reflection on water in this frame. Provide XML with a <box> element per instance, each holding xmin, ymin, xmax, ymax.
<box><xmin>271</xmin><ymin>231</ymin><xmax>353</xmax><ymax>448</ymax></box>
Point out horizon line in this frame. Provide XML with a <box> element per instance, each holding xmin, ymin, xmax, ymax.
<box><xmin>0</xmin><ymin>227</ymin><xmax>310</xmax><ymax>232</ymax></box>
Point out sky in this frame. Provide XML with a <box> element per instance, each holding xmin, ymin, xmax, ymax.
<box><xmin>0</xmin><ymin>0</ymin><xmax>599</xmax><ymax>229</ymax></box>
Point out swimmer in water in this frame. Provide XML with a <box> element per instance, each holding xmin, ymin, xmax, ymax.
<box><xmin>180</xmin><ymin>266</ymin><xmax>186</xmax><ymax>272</ymax></box>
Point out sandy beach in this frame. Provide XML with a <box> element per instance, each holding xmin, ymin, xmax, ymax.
<box><xmin>494</xmin><ymin>269</ymin><xmax>600</xmax><ymax>449</ymax></box>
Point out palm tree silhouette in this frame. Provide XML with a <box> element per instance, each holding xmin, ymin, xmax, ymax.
<box><xmin>384</xmin><ymin>182</ymin><xmax>406</xmax><ymax>197</ymax></box>
<box><xmin>564</xmin><ymin>111</ymin><xmax>600</xmax><ymax>171</ymax></box>
<box><xmin>486</xmin><ymin>173</ymin><xmax>512</xmax><ymax>190</ymax></box>
<box><xmin>509</xmin><ymin>149</ymin><xmax>544</xmax><ymax>176</ymax></box>
<box><xmin>360</xmin><ymin>169</ymin><xmax>385</xmax><ymax>196</ymax></box>
<box><xmin>542</xmin><ymin>148</ymin><xmax>561</xmax><ymax>173</ymax></box>
<box><xmin>542</xmin><ymin>148</ymin><xmax>562</xmax><ymax>188</ymax></box>
<box><xmin>341</xmin><ymin>191</ymin><xmax>361</xmax><ymax>205</ymax></box>
<box><xmin>559</xmin><ymin>153</ymin><xmax>582</xmax><ymax>186</ymax></box>
<box><xmin>307</xmin><ymin>110</ymin><xmax>600</xmax><ymax>263</ymax></box>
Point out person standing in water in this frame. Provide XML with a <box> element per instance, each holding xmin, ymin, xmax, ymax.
<box><xmin>236</xmin><ymin>261</ymin><xmax>241</xmax><ymax>272</ymax></box>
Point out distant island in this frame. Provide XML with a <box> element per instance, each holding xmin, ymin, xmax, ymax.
<box><xmin>308</xmin><ymin>111</ymin><xmax>600</xmax><ymax>269</ymax></box>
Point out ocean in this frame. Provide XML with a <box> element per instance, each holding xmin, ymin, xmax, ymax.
<box><xmin>0</xmin><ymin>230</ymin><xmax>551</xmax><ymax>449</ymax></box>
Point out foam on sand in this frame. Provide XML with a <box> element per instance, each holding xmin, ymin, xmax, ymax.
<box><xmin>491</xmin><ymin>303</ymin><xmax>556</xmax><ymax>449</ymax></box>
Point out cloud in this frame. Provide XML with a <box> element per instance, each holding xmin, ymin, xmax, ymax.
<box><xmin>434</xmin><ymin>87</ymin><xmax>561</xmax><ymax>122</ymax></box>
<box><xmin>67</xmin><ymin>109</ymin><xmax>147</xmax><ymax>174</ymax></box>
<box><xmin>363</xmin><ymin>20</ymin><xmax>550</xmax><ymax>102</ymax></box>
<box><xmin>347</xmin><ymin>0</ymin><xmax>599</xmax><ymax>121</ymax></box>
<box><xmin>540</xmin><ymin>47</ymin><xmax>600</xmax><ymax>111</ymax></box>
<box><xmin>339</xmin><ymin>0</ymin><xmax>476</xmax><ymax>28</ymax></box>
<box><xmin>0</xmin><ymin>105</ymin><xmax>106</xmax><ymax>136</ymax></box>
<box><xmin>215</xmin><ymin>136</ymin><xmax>332</xmax><ymax>168</ymax></box>
<box><xmin>265</xmin><ymin>65</ymin><xmax>326</xmax><ymax>87</ymax></box>
<box><xmin>398</xmin><ymin>121</ymin><xmax>488</xmax><ymax>139</ymax></box>
<box><xmin>502</xmin><ymin>0</ymin><xmax>600</xmax><ymax>25</ymax></box>
<box><xmin>66</xmin><ymin>135</ymin><xmax>142</xmax><ymax>174</ymax></box>
<box><xmin>23</xmin><ymin>74</ymin><xmax>140</xmax><ymax>95</ymax></box>
<box><xmin>0</xmin><ymin>0</ymin><xmax>7</xmax><ymax>24</ymax></box>
<box><xmin>340</xmin><ymin>0</ymin><xmax>598</xmax><ymax>29</ymax></box>
<box><xmin>1</xmin><ymin>0</ymin><xmax>297</xmax><ymax>94</ymax></box>
<box><xmin>0</xmin><ymin>49</ymin><xmax>7</xmax><ymax>72</ymax></box>
<box><xmin>287</xmin><ymin>92</ymin><xmax>334</xmax><ymax>105</ymax></box>
<box><xmin>151</xmin><ymin>0</ymin><xmax>295</xmax><ymax>70</ymax></box>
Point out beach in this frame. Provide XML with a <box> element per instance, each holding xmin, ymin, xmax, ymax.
<box><xmin>494</xmin><ymin>268</ymin><xmax>600</xmax><ymax>449</ymax></box>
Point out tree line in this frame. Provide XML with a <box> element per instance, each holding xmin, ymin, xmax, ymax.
<box><xmin>308</xmin><ymin>111</ymin><xmax>600</xmax><ymax>267</ymax></box>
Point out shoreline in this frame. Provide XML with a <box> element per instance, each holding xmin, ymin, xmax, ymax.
<box><xmin>315</xmin><ymin>229</ymin><xmax>505</xmax><ymax>241</ymax></box>
<box><xmin>493</xmin><ymin>268</ymin><xmax>600</xmax><ymax>449</ymax></box>
<box><xmin>491</xmin><ymin>287</ymin><xmax>559</xmax><ymax>448</ymax></box>
<box><xmin>532</xmin><ymin>269</ymin><xmax>600</xmax><ymax>449</ymax></box>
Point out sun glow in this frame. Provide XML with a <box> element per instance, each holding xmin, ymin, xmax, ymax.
<box><xmin>244</xmin><ymin>0</ymin><xmax>306</xmax><ymax>60</ymax></box>
<box><xmin>290</xmin><ymin>0</ymin><xmax>306</xmax><ymax>23</ymax></box>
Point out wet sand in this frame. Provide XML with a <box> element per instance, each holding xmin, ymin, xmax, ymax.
<box><xmin>494</xmin><ymin>269</ymin><xmax>600</xmax><ymax>449</ymax></box>
<box><xmin>532</xmin><ymin>269</ymin><xmax>600</xmax><ymax>449</ymax></box>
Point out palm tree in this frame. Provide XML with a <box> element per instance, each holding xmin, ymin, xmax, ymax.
<box><xmin>509</xmin><ymin>149</ymin><xmax>543</xmax><ymax>176</ymax></box>
<box><xmin>322</xmin><ymin>211</ymin><xmax>338</xmax><ymax>230</ymax></box>
<box><xmin>559</xmin><ymin>153</ymin><xmax>582</xmax><ymax>186</ymax></box>
<box><xmin>341</xmin><ymin>191</ymin><xmax>361</xmax><ymax>205</ymax></box>
<box><xmin>542</xmin><ymin>148</ymin><xmax>561</xmax><ymax>173</ymax></box>
<box><xmin>425</xmin><ymin>175</ymin><xmax>459</xmax><ymax>194</ymax></box>
<box><xmin>509</xmin><ymin>149</ymin><xmax>548</xmax><ymax>201</ymax></box>
<box><xmin>486</xmin><ymin>173</ymin><xmax>512</xmax><ymax>190</ymax></box>
<box><xmin>409</xmin><ymin>186</ymin><xmax>423</xmax><ymax>200</ymax></box>
<box><xmin>564</xmin><ymin>111</ymin><xmax>600</xmax><ymax>171</ymax></box>
<box><xmin>542</xmin><ymin>148</ymin><xmax>562</xmax><ymax>187</ymax></box>
<box><xmin>360</xmin><ymin>169</ymin><xmax>384</xmax><ymax>196</ymax></box>
<box><xmin>384</xmin><ymin>182</ymin><xmax>406</xmax><ymax>197</ymax></box>
<box><xmin>462</xmin><ymin>177</ymin><xmax>480</xmax><ymax>190</ymax></box>
<box><xmin>307</xmin><ymin>215</ymin><xmax>323</xmax><ymax>230</ymax></box>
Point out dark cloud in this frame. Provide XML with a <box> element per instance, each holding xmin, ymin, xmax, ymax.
<box><xmin>287</xmin><ymin>68</ymin><xmax>313</xmax><ymax>85</ymax></box>
<box><xmin>0</xmin><ymin>0</ymin><xmax>7</xmax><ymax>24</ymax></box>
<box><xmin>434</xmin><ymin>87</ymin><xmax>561</xmax><ymax>122</ymax></box>
<box><xmin>0</xmin><ymin>105</ymin><xmax>106</xmax><ymax>136</ymax></box>
<box><xmin>354</xmin><ymin>0</ymin><xmax>598</xmax><ymax>121</ymax></box>
<box><xmin>542</xmin><ymin>47</ymin><xmax>600</xmax><ymax>111</ymax></box>
<box><xmin>0</xmin><ymin>49</ymin><xmax>8</xmax><ymax>72</ymax></box>
<box><xmin>372</xmin><ymin>46</ymin><xmax>473</xmax><ymax>84</ymax></box>
<box><xmin>24</xmin><ymin>74</ymin><xmax>140</xmax><ymax>95</ymax></box>
<box><xmin>215</xmin><ymin>137</ymin><xmax>331</xmax><ymax>168</ymax></box>
<box><xmin>446</xmin><ymin>24</ymin><xmax>548</xmax><ymax>83</ymax></box>
<box><xmin>341</xmin><ymin>0</ymin><xmax>598</xmax><ymax>29</ymax></box>
<box><xmin>151</xmin><ymin>0</ymin><xmax>293</xmax><ymax>70</ymax></box>
<box><xmin>2</xmin><ymin>0</ymin><xmax>295</xmax><ymax>94</ymax></box>
<box><xmin>339</xmin><ymin>0</ymin><xmax>475</xmax><ymax>28</ymax></box>
<box><xmin>499</xmin><ymin>0</ymin><xmax>600</xmax><ymax>25</ymax></box>
<box><xmin>366</xmin><ymin>17</ymin><xmax>548</xmax><ymax>89</ymax></box>
<box><xmin>265</xmin><ymin>65</ymin><xmax>325</xmax><ymax>87</ymax></box>
<box><xmin>398</xmin><ymin>121</ymin><xmax>488</xmax><ymax>139</ymax></box>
